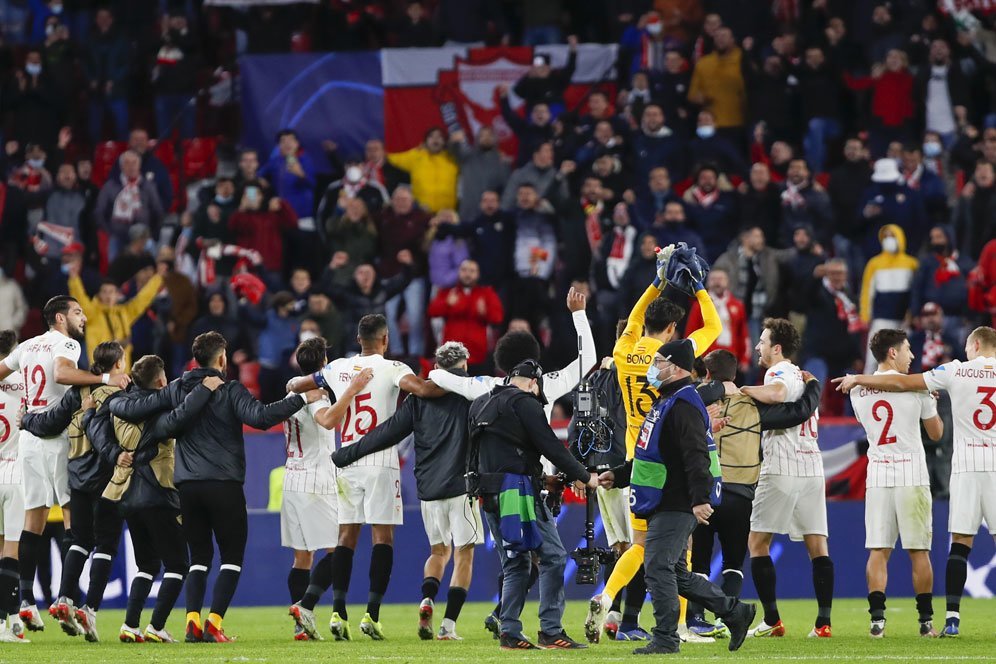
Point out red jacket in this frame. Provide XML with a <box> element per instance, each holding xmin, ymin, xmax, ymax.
<box><xmin>685</xmin><ymin>291</ymin><xmax>750</xmax><ymax>365</ymax></box>
<box><xmin>227</xmin><ymin>200</ymin><xmax>298</xmax><ymax>272</ymax></box>
<box><xmin>427</xmin><ymin>285</ymin><xmax>504</xmax><ymax>364</ymax></box>
<box><xmin>969</xmin><ymin>239</ymin><xmax>996</xmax><ymax>325</ymax></box>
<box><xmin>844</xmin><ymin>70</ymin><xmax>914</xmax><ymax>128</ymax></box>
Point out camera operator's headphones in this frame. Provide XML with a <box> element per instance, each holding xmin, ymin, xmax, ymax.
<box><xmin>508</xmin><ymin>359</ymin><xmax>546</xmax><ymax>404</ymax></box>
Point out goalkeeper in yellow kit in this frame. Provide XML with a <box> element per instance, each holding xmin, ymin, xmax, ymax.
<box><xmin>585</xmin><ymin>244</ymin><xmax>721</xmax><ymax>644</ymax></box>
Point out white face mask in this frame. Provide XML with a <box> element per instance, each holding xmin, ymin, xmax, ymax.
<box><xmin>25</xmin><ymin>63</ymin><xmax>42</xmax><ymax>76</ymax></box>
<box><xmin>646</xmin><ymin>22</ymin><xmax>662</xmax><ymax>35</ymax></box>
<box><xmin>881</xmin><ymin>236</ymin><xmax>899</xmax><ymax>254</ymax></box>
<box><xmin>300</xmin><ymin>330</ymin><xmax>319</xmax><ymax>343</ymax></box>
<box><xmin>345</xmin><ymin>166</ymin><xmax>363</xmax><ymax>183</ymax></box>
<box><xmin>696</xmin><ymin>125</ymin><xmax>715</xmax><ymax>139</ymax></box>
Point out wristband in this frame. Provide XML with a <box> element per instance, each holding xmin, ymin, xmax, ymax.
<box><xmin>101</xmin><ymin>373</ymin><xmax>110</xmax><ymax>385</ymax></box>
<box><xmin>312</xmin><ymin>370</ymin><xmax>327</xmax><ymax>389</ymax></box>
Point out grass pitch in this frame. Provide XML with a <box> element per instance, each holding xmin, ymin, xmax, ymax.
<box><xmin>4</xmin><ymin>598</ymin><xmax>996</xmax><ymax>662</ymax></box>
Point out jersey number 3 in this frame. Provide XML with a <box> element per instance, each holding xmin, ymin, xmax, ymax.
<box><xmin>974</xmin><ymin>386</ymin><xmax>996</xmax><ymax>432</ymax></box>
<box><xmin>341</xmin><ymin>393</ymin><xmax>378</xmax><ymax>443</ymax></box>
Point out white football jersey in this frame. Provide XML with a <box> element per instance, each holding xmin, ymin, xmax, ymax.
<box><xmin>320</xmin><ymin>354</ymin><xmax>413</xmax><ymax>469</ymax></box>
<box><xmin>759</xmin><ymin>360</ymin><xmax>823</xmax><ymax>477</ymax></box>
<box><xmin>851</xmin><ymin>370</ymin><xmax>935</xmax><ymax>488</ymax></box>
<box><xmin>3</xmin><ymin>330</ymin><xmax>81</xmax><ymax>414</ymax></box>
<box><xmin>0</xmin><ymin>373</ymin><xmax>25</xmax><ymax>484</ymax></box>
<box><xmin>283</xmin><ymin>397</ymin><xmax>337</xmax><ymax>495</ymax></box>
<box><xmin>923</xmin><ymin>356</ymin><xmax>996</xmax><ymax>473</ymax></box>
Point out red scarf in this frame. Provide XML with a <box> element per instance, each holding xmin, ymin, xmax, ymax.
<box><xmin>582</xmin><ymin>199</ymin><xmax>603</xmax><ymax>251</ymax></box>
<box><xmin>921</xmin><ymin>331</ymin><xmax>946</xmax><ymax>370</ymax></box>
<box><xmin>825</xmin><ymin>278</ymin><xmax>863</xmax><ymax>333</ymax></box>
<box><xmin>691</xmin><ymin>186</ymin><xmax>719</xmax><ymax>208</ymax></box>
<box><xmin>609</xmin><ymin>226</ymin><xmax>628</xmax><ymax>259</ymax></box>
<box><xmin>933</xmin><ymin>252</ymin><xmax>962</xmax><ymax>286</ymax></box>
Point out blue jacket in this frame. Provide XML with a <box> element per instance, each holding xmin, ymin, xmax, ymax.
<box><xmin>856</xmin><ymin>182</ymin><xmax>928</xmax><ymax>258</ymax></box>
<box><xmin>259</xmin><ymin>151</ymin><xmax>317</xmax><ymax>219</ymax></box>
<box><xmin>911</xmin><ymin>240</ymin><xmax>971</xmax><ymax>317</ymax></box>
<box><xmin>630</xmin><ymin>129</ymin><xmax>686</xmax><ymax>191</ymax></box>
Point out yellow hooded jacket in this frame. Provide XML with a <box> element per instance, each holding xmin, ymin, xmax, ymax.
<box><xmin>859</xmin><ymin>223</ymin><xmax>918</xmax><ymax>324</ymax></box>
<box><xmin>68</xmin><ymin>273</ymin><xmax>163</xmax><ymax>370</ymax></box>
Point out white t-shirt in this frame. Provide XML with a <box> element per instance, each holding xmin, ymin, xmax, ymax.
<box><xmin>759</xmin><ymin>360</ymin><xmax>823</xmax><ymax>477</ymax></box>
<box><xmin>283</xmin><ymin>397</ymin><xmax>337</xmax><ymax>495</ymax></box>
<box><xmin>923</xmin><ymin>356</ymin><xmax>996</xmax><ymax>473</ymax></box>
<box><xmin>851</xmin><ymin>370</ymin><xmax>935</xmax><ymax>488</ymax></box>
<box><xmin>320</xmin><ymin>354</ymin><xmax>413</xmax><ymax>469</ymax></box>
<box><xmin>3</xmin><ymin>330</ymin><xmax>81</xmax><ymax>414</ymax></box>
<box><xmin>0</xmin><ymin>373</ymin><xmax>25</xmax><ymax>484</ymax></box>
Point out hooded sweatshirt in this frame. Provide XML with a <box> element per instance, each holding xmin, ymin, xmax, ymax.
<box><xmin>859</xmin><ymin>223</ymin><xmax>918</xmax><ymax>323</ymax></box>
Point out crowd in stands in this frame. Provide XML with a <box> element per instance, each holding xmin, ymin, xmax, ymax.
<box><xmin>0</xmin><ymin>3</ymin><xmax>994</xmax><ymax>486</ymax></box>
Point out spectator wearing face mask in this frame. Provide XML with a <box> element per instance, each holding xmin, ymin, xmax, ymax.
<box><xmin>650</xmin><ymin>201</ymin><xmax>705</xmax><ymax>254</ymax></box>
<box><xmin>9</xmin><ymin>143</ymin><xmax>54</xmax><ymax>219</ymax></box>
<box><xmin>620</xmin><ymin>11</ymin><xmax>682</xmax><ymax>75</ymax></box>
<box><xmin>686</xmin><ymin>110</ymin><xmax>746</xmax><ymax>179</ymax></box>
<box><xmin>859</xmin><ymin>224</ymin><xmax>917</xmax><ymax>370</ymax></box>
<box><xmin>857</xmin><ymin>158</ymin><xmax>928</xmax><ymax>259</ymax></box>
<box><xmin>317</xmin><ymin>162</ymin><xmax>389</xmax><ymax>226</ymax></box>
<box><xmin>9</xmin><ymin>49</ymin><xmax>62</xmax><ymax>152</ymax></box>
<box><xmin>910</xmin><ymin>225</ymin><xmax>971</xmax><ymax>334</ymax></box>
<box><xmin>688</xmin><ymin>26</ymin><xmax>746</xmax><ymax>148</ymax></box>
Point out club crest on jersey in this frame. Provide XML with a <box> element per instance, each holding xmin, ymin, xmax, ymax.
<box><xmin>768</xmin><ymin>370</ymin><xmax>783</xmax><ymax>378</ymax></box>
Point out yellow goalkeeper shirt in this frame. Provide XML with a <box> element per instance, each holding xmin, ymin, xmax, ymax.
<box><xmin>613</xmin><ymin>285</ymin><xmax>721</xmax><ymax>459</ymax></box>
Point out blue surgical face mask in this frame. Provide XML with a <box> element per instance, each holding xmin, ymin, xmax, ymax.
<box><xmin>215</xmin><ymin>194</ymin><xmax>233</xmax><ymax>205</ymax></box>
<box><xmin>27</xmin><ymin>158</ymin><xmax>44</xmax><ymax>169</ymax></box>
<box><xmin>61</xmin><ymin>263</ymin><xmax>71</xmax><ymax>275</ymax></box>
<box><xmin>646</xmin><ymin>362</ymin><xmax>663</xmax><ymax>389</ymax></box>
<box><xmin>25</xmin><ymin>63</ymin><xmax>41</xmax><ymax>77</ymax></box>
<box><xmin>696</xmin><ymin>125</ymin><xmax>715</xmax><ymax>139</ymax></box>
<box><xmin>923</xmin><ymin>141</ymin><xmax>942</xmax><ymax>158</ymax></box>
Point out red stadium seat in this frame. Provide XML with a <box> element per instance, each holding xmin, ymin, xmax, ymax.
<box><xmin>152</xmin><ymin>140</ymin><xmax>177</xmax><ymax>169</ymax></box>
<box><xmin>182</xmin><ymin>137</ymin><xmax>219</xmax><ymax>181</ymax></box>
<box><xmin>239</xmin><ymin>361</ymin><xmax>261</xmax><ymax>399</ymax></box>
<box><xmin>91</xmin><ymin>141</ymin><xmax>127</xmax><ymax>187</ymax></box>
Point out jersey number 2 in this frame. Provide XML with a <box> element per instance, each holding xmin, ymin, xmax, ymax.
<box><xmin>872</xmin><ymin>400</ymin><xmax>897</xmax><ymax>445</ymax></box>
<box><xmin>341</xmin><ymin>393</ymin><xmax>378</xmax><ymax>443</ymax></box>
<box><xmin>974</xmin><ymin>386</ymin><xmax>996</xmax><ymax>431</ymax></box>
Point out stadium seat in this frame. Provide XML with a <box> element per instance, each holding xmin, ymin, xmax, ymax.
<box><xmin>182</xmin><ymin>137</ymin><xmax>219</xmax><ymax>181</ymax></box>
<box><xmin>153</xmin><ymin>140</ymin><xmax>177</xmax><ymax>170</ymax></box>
<box><xmin>91</xmin><ymin>141</ymin><xmax>127</xmax><ymax>187</ymax></box>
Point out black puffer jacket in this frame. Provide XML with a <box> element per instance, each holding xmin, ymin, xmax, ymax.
<box><xmin>110</xmin><ymin>367</ymin><xmax>304</xmax><ymax>484</ymax></box>
<box><xmin>22</xmin><ymin>385</ymin><xmax>123</xmax><ymax>493</ymax></box>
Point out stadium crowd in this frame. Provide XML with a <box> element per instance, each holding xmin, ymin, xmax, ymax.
<box><xmin>0</xmin><ymin>1</ymin><xmax>994</xmax><ymax>495</ymax></box>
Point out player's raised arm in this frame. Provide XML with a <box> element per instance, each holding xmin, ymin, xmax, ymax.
<box><xmin>833</xmin><ymin>372</ymin><xmax>928</xmax><ymax>394</ymax></box>
<box><xmin>687</xmin><ymin>282</ymin><xmax>722</xmax><ymax>357</ymax></box>
<box><xmin>54</xmin><ymin>356</ymin><xmax>131</xmax><ymax>389</ymax></box>
<box><xmin>426</xmin><ymin>368</ymin><xmax>494</xmax><ymax>401</ymax></box>
<box><xmin>545</xmin><ymin>286</ymin><xmax>597</xmax><ymax>402</ymax></box>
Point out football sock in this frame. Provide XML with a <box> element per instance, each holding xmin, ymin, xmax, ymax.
<box><xmin>151</xmin><ymin>572</ymin><xmax>185</xmax><ymax>632</ymax></box>
<box><xmin>208</xmin><ymin>612</ymin><xmax>223</xmax><ymax>629</ymax></box>
<box><xmin>186</xmin><ymin>611</ymin><xmax>201</xmax><ymax>629</ymax></box>
<box><xmin>421</xmin><ymin>576</ymin><xmax>440</xmax><ymax>602</ymax></box>
<box><xmin>812</xmin><ymin>556</ymin><xmax>834</xmax><ymax>628</ymax></box>
<box><xmin>331</xmin><ymin>546</ymin><xmax>354</xmax><ymax>620</ymax></box>
<box><xmin>620</xmin><ymin>566</ymin><xmax>646</xmax><ymax>631</ymax></box>
<box><xmin>367</xmin><ymin>544</ymin><xmax>393</xmax><ymax>622</ymax></box>
<box><xmin>603</xmin><ymin>557</ymin><xmax>622</xmax><ymax>612</ymax></box>
<box><xmin>125</xmin><ymin>572</ymin><xmax>154</xmax><ymax>629</ymax></box>
<box><xmin>604</xmin><ymin>544</ymin><xmax>643</xmax><ymax>601</ymax></box>
<box><xmin>721</xmin><ymin>568</ymin><xmax>744</xmax><ymax>598</ymax></box>
<box><xmin>17</xmin><ymin>531</ymin><xmax>41</xmax><ymax>605</ymax></box>
<box><xmin>751</xmin><ymin>555</ymin><xmax>780</xmax><ymax>625</ymax></box>
<box><xmin>300</xmin><ymin>553</ymin><xmax>334</xmax><ymax>611</ymax></box>
<box><xmin>288</xmin><ymin>567</ymin><xmax>310</xmax><ymax>604</ymax></box>
<box><xmin>209</xmin><ymin>564</ymin><xmax>242</xmax><ymax>619</ymax></box>
<box><xmin>86</xmin><ymin>552</ymin><xmax>114</xmax><ymax>611</ymax></box>
<box><xmin>867</xmin><ymin>591</ymin><xmax>886</xmax><ymax>622</ymax></box>
<box><xmin>60</xmin><ymin>544</ymin><xmax>88</xmax><ymax>605</ymax></box>
<box><xmin>946</xmin><ymin>543</ymin><xmax>971</xmax><ymax>617</ymax></box>
<box><xmin>443</xmin><ymin>586</ymin><xmax>467</xmax><ymax>622</ymax></box>
<box><xmin>185</xmin><ymin>565</ymin><xmax>209</xmax><ymax>616</ymax></box>
<box><xmin>916</xmin><ymin>593</ymin><xmax>933</xmax><ymax>624</ymax></box>
<box><xmin>0</xmin><ymin>557</ymin><xmax>19</xmax><ymax>617</ymax></box>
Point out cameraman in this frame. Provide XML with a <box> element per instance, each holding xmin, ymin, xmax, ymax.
<box><xmin>469</xmin><ymin>360</ymin><xmax>597</xmax><ymax>651</ymax></box>
<box><xmin>568</xmin><ymin>320</ymin><xmax>647</xmax><ymax>640</ymax></box>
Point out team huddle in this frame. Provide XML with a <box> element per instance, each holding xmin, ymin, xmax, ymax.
<box><xmin>0</xmin><ymin>243</ymin><xmax>991</xmax><ymax>649</ymax></box>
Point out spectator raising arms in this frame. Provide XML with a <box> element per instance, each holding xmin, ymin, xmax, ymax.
<box><xmin>427</xmin><ymin>259</ymin><xmax>503</xmax><ymax>372</ymax></box>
